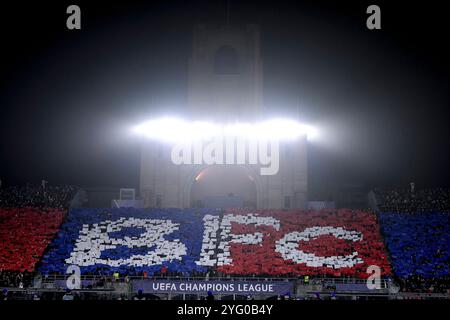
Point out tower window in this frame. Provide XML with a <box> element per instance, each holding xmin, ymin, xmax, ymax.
<box><xmin>214</xmin><ymin>45</ymin><xmax>239</xmax><ymax>74</ymax></box>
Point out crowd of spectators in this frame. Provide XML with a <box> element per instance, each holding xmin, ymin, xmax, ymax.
<box><xmin>0</xmin><ymin>183</ymin><xmax>77</xmax><ymax>209</ymax></box>
<box><xmin>395</xmin><ymin>275</ymin><xmax>449</xmax><ymax>294</ymax></box>
<box><xmin>0</xmin><ymin>184</ymin><xmax>448</xmax><ymax>299</ymax></box>
<box><xmin>0</xmin><ymin>270</ymin><xmax>33</xmax><ymax>288</ymax></box>
<box><xmin>375</xmin><ymin>186</ymin><xmax>450</xmax><ymax>213</ymax></box>
<box><xmin>379</xmin><ymin>211</ymin><xmax>449</xmax><ymax>294</ymax></box>
<box><xmin>0</xmin><ymin>207</ymin><xmax>65</xmax><ymax>271</ymax></box>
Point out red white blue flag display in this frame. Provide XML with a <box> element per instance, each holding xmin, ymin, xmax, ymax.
<box><xmin>36</xmin><ymin>208</ymin><xmax>391</xmax><ymax>277</ymax></box>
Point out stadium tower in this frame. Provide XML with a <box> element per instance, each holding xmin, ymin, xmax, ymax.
<box><xmin>139</xmin><ymin>25</ymin><xmax>308</xmax><ymax>209</ymax></box>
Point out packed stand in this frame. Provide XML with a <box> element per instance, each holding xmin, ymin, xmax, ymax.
<box><xmin>0</xmin><ymin>184</ymin><xmax>77</xmax><ymax>209</ymax></box>
<box><xmin>379</xmin><ymin>212</ymin><xmax>449</xmax><ymax>293</ymax></box>
<box><xmin>0</xmin><ymin>207</ymin><xmax>65</xmax><ymax>272</ymax></box>
<box><xmin>375</xmin><ymin>187</ymin><xmax>450</xmax><ymax>213</ymax></box>
<box><xmin>38</xmin><ymin>208</ymin><xmax>391</xmax><ymax>278</ymax></box>
<box><xmin>215</xmin><ymin>209</ymin><xmax>391</xmax><ymax>277</ymax></box>
<box><xmin>0</xmin><ymin>204</ymin><xmax>448</xmax><ymax>296</ymax></box>
<box><xmin>39</xmin><ymin>208</ymin><xmax>219</xmax><ymax>277</ymax></box>
<box><xmin>0</xmin><ymin>183</ymin><xmax>73</xmax><ymax>293</ymax></box>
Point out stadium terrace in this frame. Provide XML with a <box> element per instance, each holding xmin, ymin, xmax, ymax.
<box><xmin>0</xmin><ymin>185</ymin><xmax>449</xmax><ymax>300</ymax></box>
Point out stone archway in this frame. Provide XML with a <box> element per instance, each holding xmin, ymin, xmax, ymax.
<box><xmin>182</xmin><ymin>165</ymin><xmax>263</xmax><ymax>209</ymax></box>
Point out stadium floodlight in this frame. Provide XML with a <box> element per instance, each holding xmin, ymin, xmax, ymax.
<box><xmin>133</xmin><ymin>117</ymin><xmax>220</xmax><ymax>142</ymax></box>
<box><xmin>133</xmin><ymin>117</ymin><xmax>318</xmax><ymax>142</ymax></box>
<box><xmin>253</xmin><ymin>119</ymin><xmax>318</xmax><ymax>141</ymax></box>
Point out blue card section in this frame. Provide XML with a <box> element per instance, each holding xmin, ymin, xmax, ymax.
<box><xmin>38</xmin><ymin>208</ymin><xmax>219</xmax><ymax>275</ymax></box>
<box><xmin>379</xmin><ymin>212</ymin><xmax>449</xmax><ymax>278</ymax></box>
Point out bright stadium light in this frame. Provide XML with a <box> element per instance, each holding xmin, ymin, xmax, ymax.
<box><xmin>133</xmin><ymin>117</ymin><xmax>318</xmax><ymax>142</ymax></box>
<box><xmin>133</xmin><ymin>117</ymin><xmax>221</xmax><ymax>142</ymax></box>
<box><xmin>255</xmin><ymin>119</ymin><xmax>309</xmax><ymax>140</ymax></box>
<box><xmin>302</xmin><ymin>124</ymin><xmax>319</xmax><ymax>141</ymax></box>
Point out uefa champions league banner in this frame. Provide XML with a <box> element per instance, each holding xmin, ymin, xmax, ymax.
<box><xmin>132</xmin><ymin>279</ymin><xmax>293</xmax><ymax>295</ymax></box>
<box><xmin>39</xmin><ymin>208</ymin><xmax>392</xmax><ymax>277</ymax></box>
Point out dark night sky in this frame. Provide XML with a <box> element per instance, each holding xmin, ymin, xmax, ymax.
<box><xmin>0</xmin><ymin>1</ymin><xmax>449</xmax><ymax>193</ymax></box>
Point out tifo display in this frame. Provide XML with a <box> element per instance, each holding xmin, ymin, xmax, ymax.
<box><xmin>0</xmin><ymin>181</ymin><xmax>449</xmax><ymax>293</ymax></box>
<box><xmin>39</xmin><ymin>208</ymin><xmax>391</xmax><ymax>277</ymax></box>
<box><xmin>0</xmin><ymin>205</ymin><xmax>447</xmax><ymax>282</ymax></box>
<box><xmin>0</xmin><ymin>207</ymin><xmax>65</xmax><ymax>271</ymax></box>
<box><xmin>379</xmin><ymin>212</ymin><xmax>449</xmax><ymax>278</ymax></box>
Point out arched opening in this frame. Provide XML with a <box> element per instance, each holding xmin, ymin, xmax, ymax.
<box><xmin>190</xmin><ymin>166</ymin><xmax>257</xmax><ymax>209</ymax></box>
<box><xmin>214</xmin><ymin>45</ymin><xmax>239</xmax><ymax>74</ymax></box>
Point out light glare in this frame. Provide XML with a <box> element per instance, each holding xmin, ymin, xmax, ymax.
<box><xmin>133</xmin><ymin>117</ymin><xmax>318</xmax><ymax>142</ymax></box>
